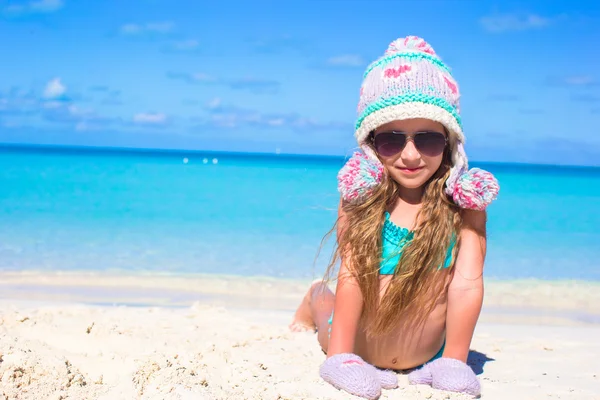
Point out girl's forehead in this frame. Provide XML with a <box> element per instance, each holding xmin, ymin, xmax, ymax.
<box><xmin>375</xmin><ymin>118</ymin><xmax>446</xmax><ymax>132</ymax></box>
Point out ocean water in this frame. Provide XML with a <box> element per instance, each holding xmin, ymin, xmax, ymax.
<box><xmin>1</xmin><ymin>145</ymin><xmax>599</xmax><ymax>281</ymax></box>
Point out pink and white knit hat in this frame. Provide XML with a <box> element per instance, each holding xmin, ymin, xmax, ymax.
<box><xmin>338</xmin><ymin>36</ymin><xmax>499</xmax><ymax>210</ymax></box>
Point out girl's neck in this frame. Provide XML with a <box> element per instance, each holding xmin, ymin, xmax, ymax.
<box><xmin>396</xmin><ymin>185</ymin><xmax>425</xmax><ymax>205</ymax></box>
<box><xmin>389</xmin><ymin>187</ymin><xmax>424</xmax><ymax>231</ymax></box>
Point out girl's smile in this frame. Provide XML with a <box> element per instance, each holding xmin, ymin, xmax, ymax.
<box><xmin>396</xmin><ymin>166</ymin><xmax>424</xmax><ymax>174</ymax></box>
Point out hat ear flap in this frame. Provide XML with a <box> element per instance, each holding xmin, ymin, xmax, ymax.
<box><xmin>337</xmin><ymin>150</ymin><xmax>384</xmax><ymax>204</ymax></box>
<box><xmin>444</xmin><ymin>142</ymin><xmax>499</xmax><ymax>210</ymax></box>
<box><xmin>450</xmin><ymin>168</ymin><xmax>499</xmax><ymax>210</ymax></box>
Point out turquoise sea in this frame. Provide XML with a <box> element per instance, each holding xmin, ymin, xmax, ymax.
<box><xmin>1</xmin><ymin>144</ymin><xmax>599</xmax><ymax>281</ymax></box>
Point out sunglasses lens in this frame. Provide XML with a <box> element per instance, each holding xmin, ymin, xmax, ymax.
<box><xmin>414</xmin><ymin>132</ymin><xmax>446</xmax><ymax>156</ymax></box>
<box><xmin>373</xmin><ymin>132</ymin><xmax>406</xmax><ymax>157</ymax></box>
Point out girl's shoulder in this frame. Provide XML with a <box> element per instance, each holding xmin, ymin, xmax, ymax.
<box><xmin>459</xmin><ymin>209</ymin><xmax>487</xmax><ymax>237</ymax></box>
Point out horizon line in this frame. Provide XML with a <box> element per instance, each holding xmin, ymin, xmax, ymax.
<box><xmin>1</xmin><ymin>141</ymin><xmax>599</xmax><ymax>171</ymax></box>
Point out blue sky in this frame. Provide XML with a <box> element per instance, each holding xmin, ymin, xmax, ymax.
<box><xmin>0</xmin><ymin>0</ymin><xmax>599</xmax><ymax>166</ymax></box>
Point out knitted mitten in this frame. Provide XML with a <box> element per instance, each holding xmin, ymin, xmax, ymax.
<box><xmin>406</xmin><ymin>362</ymin><xmax>433</xmax><ymax>385</ymax></box>
<box><xmin>319</xmin><ymin>353</ymin><xmax>398</xmax><ymax>400</ymax></box>
<box><xmin>408</xmin><ymin>357</ymin><xmax>480</xmax><ymax>397</ymax></box>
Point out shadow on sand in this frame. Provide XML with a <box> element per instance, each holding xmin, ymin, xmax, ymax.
<box><xmin>467</xmin><ymin>349</ymin><xmax>495</xmax><ymax>375</ymax></box>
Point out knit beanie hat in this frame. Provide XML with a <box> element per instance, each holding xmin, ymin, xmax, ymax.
<box><xmin>338</xmin><ymin>36</ymin><xmax>499</xmax><ymax>210</ymax></box>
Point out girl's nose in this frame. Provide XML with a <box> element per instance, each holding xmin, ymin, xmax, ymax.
<box><xmin>400</xmin><ymin>139</ymin><xmax>420</xmax><ymax>162</ymax></box>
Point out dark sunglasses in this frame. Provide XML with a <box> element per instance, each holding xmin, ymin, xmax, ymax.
<box><xmin>370</xmin><ymin>130</ymin><xmax>448</xmax><ymax>157</ymax></box>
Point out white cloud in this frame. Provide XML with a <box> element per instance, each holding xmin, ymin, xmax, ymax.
<box><xmin>166</xmin><ymin>71</ymin><xmax>217</xmax><ymax>84</ymax></box>
<box><xmin>191</xmin><ymin>73</ymin><xmax>215</xmax><ymax>82</ymax></box>
<box><xmin>43</xmin><ymin>78</ymin><xmax>66</xmax><ymax>99</ymax></box>
<box><xmin>3</xmin><ymin>0</ymin><xmax>63</xmax><ymax>15</ymax></box>
<box><xmin>42</xmin><ymin>100</ymin><xmax>62</xmax><ymax>109</ymax></box>
<box><xmin>266</xmin><ymin>118</ymin><xmax>285</xmax><ymax>127</ymax></box>
<box><xmin>75</xmin><ymin>121</ymin><xmax>98</xmax><ymax>132</ymax></box>
<box><xmin>120</xmin><ymin>23</ymin><xmax>142</xmax><ymax>34</ymax></box>
<box><xmin>67</xmin><ymin>104</ymin><xmax>94</xmax><ymax>116</ymax></box>
<box><xmin>3</xmin><ymin>5</ymin><xmax>24</xmax><ymax>14</ymax></box>
<box><xmin>30</xmin><ymin>0</ymin><xmax>63</xmax><ymax>12</ymax></box>
<box><xmin>75</xmin><ymin>121</ymin><xmax>88</xmax><ymax>131</ymax></box>
<box><xmin>564</xmin><ymin>76</ymin><xmax>596</xmax><ymax>86</ymax></box>
<box><xmin>133</xmin><ymin>112</ymin><xmax>167</xmax><ymax>125</ymax></box>
<box><xmin>210</xmin><ymin>113</ymin><xmax>237</xmax><ymax>128</ymax></box>
<box><xmin>480</xmin><ymin>13</ymin><xmax>554</xmax><ymax>33</ymax></box>
<box><xmin>326</xmin><ymin>54</ymin><xmax>365</xmax><ymax>67</ymax></box>
<box><xmin>206</xmin><ymin>97</ymin><xmax>222</xmax><ymax>110</ymax></box>
<box><xmin>172</xmin><ymin>39</ymin><xmax>199</xmax><ymax>51</ymax></box>
<box><xmin>146</xmin><ymin>22</ymin><xmax>174</xmax><ymax>33</ymax></box>
<box><xmin>3</xmin><ymin>120</ymin><xmax>22</xmax><ymax>128</ymax></box>
<box><xmin>202</xmin><ymin>101</ymin><xmax>348</xmax><ymax>132</ymax></box>
<box><xmin>120</xmin><ymin>21</ymin><xmax>174</xmax><ymax>35</ymax></box>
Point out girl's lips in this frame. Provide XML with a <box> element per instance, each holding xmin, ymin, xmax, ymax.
<box><xmin>397</xmin><ymin>167</ymin><xmax>423</xmax><ymax>174</ymax></box>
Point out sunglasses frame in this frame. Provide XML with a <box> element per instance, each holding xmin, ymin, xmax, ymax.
<box><xmin>368</xmin><ymin>130</ymin><xmax>448</xmax><ymax>157</ymax></box>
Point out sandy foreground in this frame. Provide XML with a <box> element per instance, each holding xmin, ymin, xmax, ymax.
<box><xmin>0</xmin><ymin>272</ymin><xmax>599</xmax><ymax>400</ymax></box>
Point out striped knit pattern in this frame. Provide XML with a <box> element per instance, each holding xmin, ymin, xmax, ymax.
<box><xmin>355</xmin><ymin>35</ymin><xmax>463</xmax><ymax>148</ymax></box>
<box><xmin>338</xmin><ymin>35</ymin><xmax>500</xmax><ymax>210</ymax></box>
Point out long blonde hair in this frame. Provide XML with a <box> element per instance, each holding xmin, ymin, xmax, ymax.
<box><xmin>324</xmin><ymin>144</ymin><xmax>463</xmax><ymax>337</ymax></box>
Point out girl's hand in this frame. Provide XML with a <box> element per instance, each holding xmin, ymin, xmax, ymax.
<box><xmin>320</xmin><ymin>353</ymin><xmax>398</xmax><ymax>400</ymax></box>
<box><xmin>408</xmin><ymin>357</ymin><xmax>480</xmax><ymax>397</ymax></box>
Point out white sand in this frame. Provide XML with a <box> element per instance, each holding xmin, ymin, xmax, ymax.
<box><xmin>1</xmin><ymin>271</ymin><xmax>599</xmax><ymax>399</ymax></box>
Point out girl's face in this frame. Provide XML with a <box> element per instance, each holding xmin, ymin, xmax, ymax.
<box><xmin>371</xmin><ymin>118</ymin><xmax>448</xmax><ymax>190</ymax></box>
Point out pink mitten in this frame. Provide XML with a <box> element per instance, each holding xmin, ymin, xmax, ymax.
<box><xmin>408</xmin><ymin>358</ymin><xmax>480</xmax><ymax>397</ymax></box>
<box><xmin>319</xmin><ymin>353</ymin><xmax>397</xmax><ymax>400</ymax></box>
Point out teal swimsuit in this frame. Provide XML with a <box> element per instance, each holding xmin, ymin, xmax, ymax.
<box><xmin>380</xmin><ymin>211</ymin><xmax>455</xmax><ymax>274</ymax></box>
<box><xmin>328</xmin><ymin>211</ymin><xmax>456</xmax><ymax>367</ymax></box>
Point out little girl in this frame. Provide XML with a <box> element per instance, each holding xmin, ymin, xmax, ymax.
<box><xmin>290</xmin><ymin>36</ymin><xmax>499</xmax><ymax>399</ymax></box>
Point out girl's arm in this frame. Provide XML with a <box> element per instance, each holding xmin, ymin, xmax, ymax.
<box><xmin>326</xmin><ymin>199</ymin><xmax>364</xmax><ymax>357</ymax></box>
<box><xmin>319</xmin><ymin>202</ymin><xmax>398</xmax><ymax>397</ymax></box>
<box><xmin>443</xmin><ymin>209</ymin><xmax>487</xmax><ymax>362</ymax></box>
<box><xmin>327</xmin><ymin>260</ymin><xmax>363</xmax><ymax>357</ymax></box>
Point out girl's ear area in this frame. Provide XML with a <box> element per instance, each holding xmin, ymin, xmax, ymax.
<box><xmin>337</xmin><ymin>151</ymin><xmax>384</xmax><ymax>204</ymax></box>
<box><xmin>450</xmin><ymin>168</ymin><xmax>500</xmax><ymax>211</ymax></box>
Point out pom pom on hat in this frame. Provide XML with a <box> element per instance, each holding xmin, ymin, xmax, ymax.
<box><xmin>384</xmin><ymin>35</ymin><xmax>437</xmax><ymax>56</ymax></box>
<box><xmin>451</xmin><ymin>168</ymin><xmax>499</xmax><ymax>211</ymax></box>
<box><xmin>336</xmin><ymin>150</ymin><xmax>500</xmax><ymax>209</ymax></box>
<box><xmin>337</xmin><ymin>151</ymin><xmax>384</xmax><ymax>204</ymax></box>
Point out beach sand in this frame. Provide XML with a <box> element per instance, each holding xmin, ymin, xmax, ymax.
<box><xmin>1</xmin><ymin>271</ymin><xmax>599</xmax><ymax>399</ymax></box>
